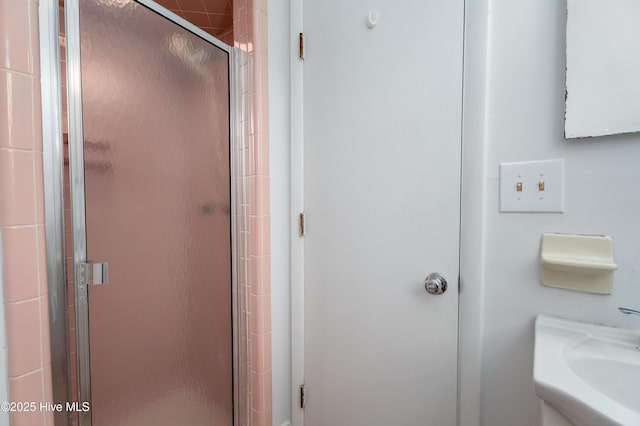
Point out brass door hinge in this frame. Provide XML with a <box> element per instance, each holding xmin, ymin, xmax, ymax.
<box><xmin>299</xmin><ymin>32</ymin><xmax>304</xmax><ymax>60</ymax></box>
<box><xmin>299</xmin><ymin>212</ymin><xmax>306</xmax><ymax>236</ymax></box>
<box><xmin>300</xmin><ymin>384</ymin><xmax>306</xmax><ymax>408</ymax></box>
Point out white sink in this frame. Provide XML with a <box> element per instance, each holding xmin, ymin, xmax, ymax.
<box><xmin>534</xmin><ymin>315</ymin><xmax>640</xmax><ymax>426</ymax></box>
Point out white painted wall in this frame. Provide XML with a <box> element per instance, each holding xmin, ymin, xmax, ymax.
<box><xmin>269</xmin><ymin>0</ymin><xmax>640</xmax><ymax>425</ymax></box>
<box><xmin>268</xmin><ymin>0</ymin><xmax>292</xmax><ymax>425</ymax></box>
<box><xmin>478</xmin><ymin>0</ymin><xmax>640</xmax><ymax>424</ymax></box>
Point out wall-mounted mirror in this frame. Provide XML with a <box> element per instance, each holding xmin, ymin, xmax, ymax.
<box><xmin>565</xmin><ymin>0</ymin><xmax>640</xmax><ymax>139</ymax></box>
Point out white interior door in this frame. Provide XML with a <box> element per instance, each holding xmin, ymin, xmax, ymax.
<box><xmin>302</xmin><ymin>1</ymin><xmax>464</xmax><ymax>425</ymax></box>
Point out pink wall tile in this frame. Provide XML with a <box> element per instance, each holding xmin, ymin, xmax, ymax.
<box><xmin>234</xmin><ymin>5</ymin><xmax>248</xmax><ymax>42</ymax></box>
<box><xmin>34</xmin><ymin>153</ymin><xmax>45</xmax><ymax>224</ymax></box>
<box><xmin>0</xmin><ymin>149</ymin><xmax>36</xmax><ymax>226</ymax></box>
<box><xmin>261</xmin><ymin>217</ymin><xmax>270</xmax><ymax>259</ymax></box>
<box><xmin>256</xmin><ymin>175</ymin><xmax>270</xmax><ymax>215</ymax></box>
<box><xmin>254</xmin><ymin>136</ymin><xmax>269</xmax><ymax>174</ymax></box>
<box><xmin>5</xmin><ymin>299</ymin><xmax>42</xmax><ymax>377</ymax></box>
<box><xmin>247</xmin><ymin>254</ymin><xmax>257</xmax><ymax>292</ymax></box>
<box><xmin>40</xmin><ymin>297</ymin><xmax>51</xmax><ymax>366</ymax></box>
<box><xmin>43</xmin><ymin>365</ymin><xmax>54</xmax><ymax>426</ymax></box>
<box><xmin>251</xmin><ymin>408</ymin><xmax>266</xmax><ymax>426</ymax></box>
<box><xmin>264</xmin><ymin>365</ymin><xmax>272</xmax><ymax>405</ymax></box>
<box><xmin>252</xmin><ymin>0</ymin><xmax>266</xmax><ymax>13</ymax></box>
<box><xmin>250</xmin><ymin>369</ymin><xmax>267</xmax><ymax>412</ymax></box>
<box><xmin>0</xmin><ymin>0</ymin><xmax>53</xmax><ymax>423</ymax></box>
<box><xmin>237</xmin><ymin>32</ymin><xmax>249</xmax><ymax>53</ymax></box>
<box><xmin>28</xmin><ymin>0</ymin><xmax>41</xmax><ymax>78</ymax></box>
<box><xmin>250</xmin><ymin>10</ymin><xmax>268</xmax><ymax>55</ymax></box>
<box><xmin>43</xmin><ymin>363</ymin><xmax>53</xmax><ymax>404</ymax></box>
<box><xmin>10</xmin><ymin>404</ymin><xmax>47</xmax><ymax>426</ymax></box>
<box><xmin>234</xmin><ymin>0</ymin><xmax>271</xmax><ymax>423</ymax></box>
<box><xmin>1</xmin><ymin>226</ymin><xmax>39</xmax><ymax>303</ymax></box>
<box><xmin>250</xmin><ymin>366</ymin><xmax>272</xmax><ymax>421</ymax></box>
<box><xmin>0</xmin><ymin>71</ymin><xmax>35</xmax><ymax>150</ymax></box>
<box><xmin>246</xmin><ymin>174</ymin><xmax>255</xmax><ymax>212</ymax></box>
<box><xmin>250</xmin><ymin>254</ymin><xmax>270</xmax><ymax>296</ymax></box>
<box><xmin>245</xmin><ymin>134</ymin><xmax>256</xmax><ymax>175</ymax></box>
<box><xmin>0</xmin><ymin>0</ymin><xmax>32</xmax><ymax>74</ymax></box>
<box><xmin>37</xmin><ymin>225</ymin><xmax>48</xmax><ymax>294</ymax></box>
<box><xmin>263</xmin><ymin>330</ymin><xmax>272</xmax><ymax>372</ymax></box>
<box><xmin>250</xmin><ymin>294</ymin><xmax>270</xmax><ymax>335</ymax></box>
<box><xmin>8</xmin><ymin>369</ymin><xmax>47</xmax><ymax>426</ymax></box>
<box><xmin>33</xmin><ymin>81</ymin><xmax>43</xmax><ymax>152</ymax></box>
<box><xmin>251</xmin><ymin>215</ymin><xmax>269</xmax><ymax>257</ymax></box>
<box><xmin>253</xmin><ymin>52</ymin><xmax>269</xmax><ymax>102</ymax></box>
<box><xmin>250</xmin><ymin>330</ymin><xmax>272</xmax><ymax>373</ymax></box>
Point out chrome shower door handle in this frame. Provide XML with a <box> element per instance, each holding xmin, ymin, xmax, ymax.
<box><xmin>92</xmin><ymin>262</ymin><xmax>108</xmax><ymax>285</ymax></box>
<box><xmin>424</xmin><ymin>272</ymin><xmax>447</xmax><ymax>295</ymax></box>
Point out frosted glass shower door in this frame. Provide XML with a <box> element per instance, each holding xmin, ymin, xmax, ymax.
<box><xmin>70</xmin><ymin>1</ymin><xmax>233</xmax><ymax>424</ymax></box>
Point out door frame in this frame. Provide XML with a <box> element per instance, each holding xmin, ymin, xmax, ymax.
<box><xmin>41</xmin><ymin>1</ymin><xmax>249</xmax><ymax>424</ymax></box>
<box><xmin>289</xmin><ymin>0</ymin><xmax>304</xmax><ymax>424</ymax></box>
<box><xmin>287</xmin><ymin>1</ymin><xmax>488</xmax><ymax>425</ymax></box>
<box><xmin>456</xmin><ymin>1</ymin><xmax>490</xmax><ymax>424</ymax></box>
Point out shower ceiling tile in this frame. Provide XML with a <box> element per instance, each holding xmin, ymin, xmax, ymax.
<box><xmin>208</xmin><ymin>13</ymin><xmax>232</xmax><ymax>29</ymax></box>
<box><xmin>176</xmin><ymin>0</ymin><xmax>205</xmax><ymax>12</ymax></box>
<box><xmin>158</xmin><ymin>0</ymin><xmax>181</xmax><ymax>9</ymax></box>
<box><xmin>204</xmin><ymin>0</ymin><xmax>232</xmax><ymax>14</ymax></box>
<box><xmin>61</xmin><ymin>0</ymin><xmax>233</xmax><ymax>39</ymax></box>
<box><xmin>181</xmin><ymin>11</ymin><xmax>211</xmax><ymax>28</ymax></box>
<box><xmin>155</xmin><ymin>0</ymin><xmax>233</xmax><ymax>39</ymax></box>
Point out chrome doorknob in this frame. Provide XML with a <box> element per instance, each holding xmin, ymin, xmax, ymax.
<box><xmin>424</xmin><ymin>273</ymin><xmax>447</xmax><ymax>295</ymax></box>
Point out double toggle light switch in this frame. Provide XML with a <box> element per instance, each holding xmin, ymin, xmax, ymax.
<box><xmin>515</xmin><ymin>180</ymin><xmax>545</xmax><ymax>192</ymax></box>
<box><xmin>500</xmin><ymin>159</ymin><xmax>564</xmax><ymax>213</ymax></box>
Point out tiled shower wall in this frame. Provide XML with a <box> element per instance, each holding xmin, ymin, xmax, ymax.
<box><xmin>0</xmin><ymin>0</ymin><xmax>55</xmax><ymax>425</ymax></box>
<box><xmin>0</xmin><ymin>1</ymin><xmax>270</xmax><ymax>426</ymax></box>
<box><xmin>234</xmin><ymin>0</ymin><xmax>272</xmax><ymax>425</ymax></box>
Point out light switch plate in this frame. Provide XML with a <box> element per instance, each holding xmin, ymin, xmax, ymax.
<box><xmin>499</xmin><ymin>159</ymin><xmax>564</xmax><ymax>213</ymax></box>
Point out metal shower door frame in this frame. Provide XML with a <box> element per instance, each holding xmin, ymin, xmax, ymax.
<box><xmin>51</xmin><ymin>1</ymin><xmax>248</xmax><ymax>425</ymax></box>
<box><xmin>39</xmin><ymin>1</ymin><xmax>70</xmax><ymax>425</ymax></box>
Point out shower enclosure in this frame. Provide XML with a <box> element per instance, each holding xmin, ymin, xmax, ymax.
<box><xmin>41</xmin><ymin>0</ymin><xmax>249</xmax><ymax>425</ymax></box>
